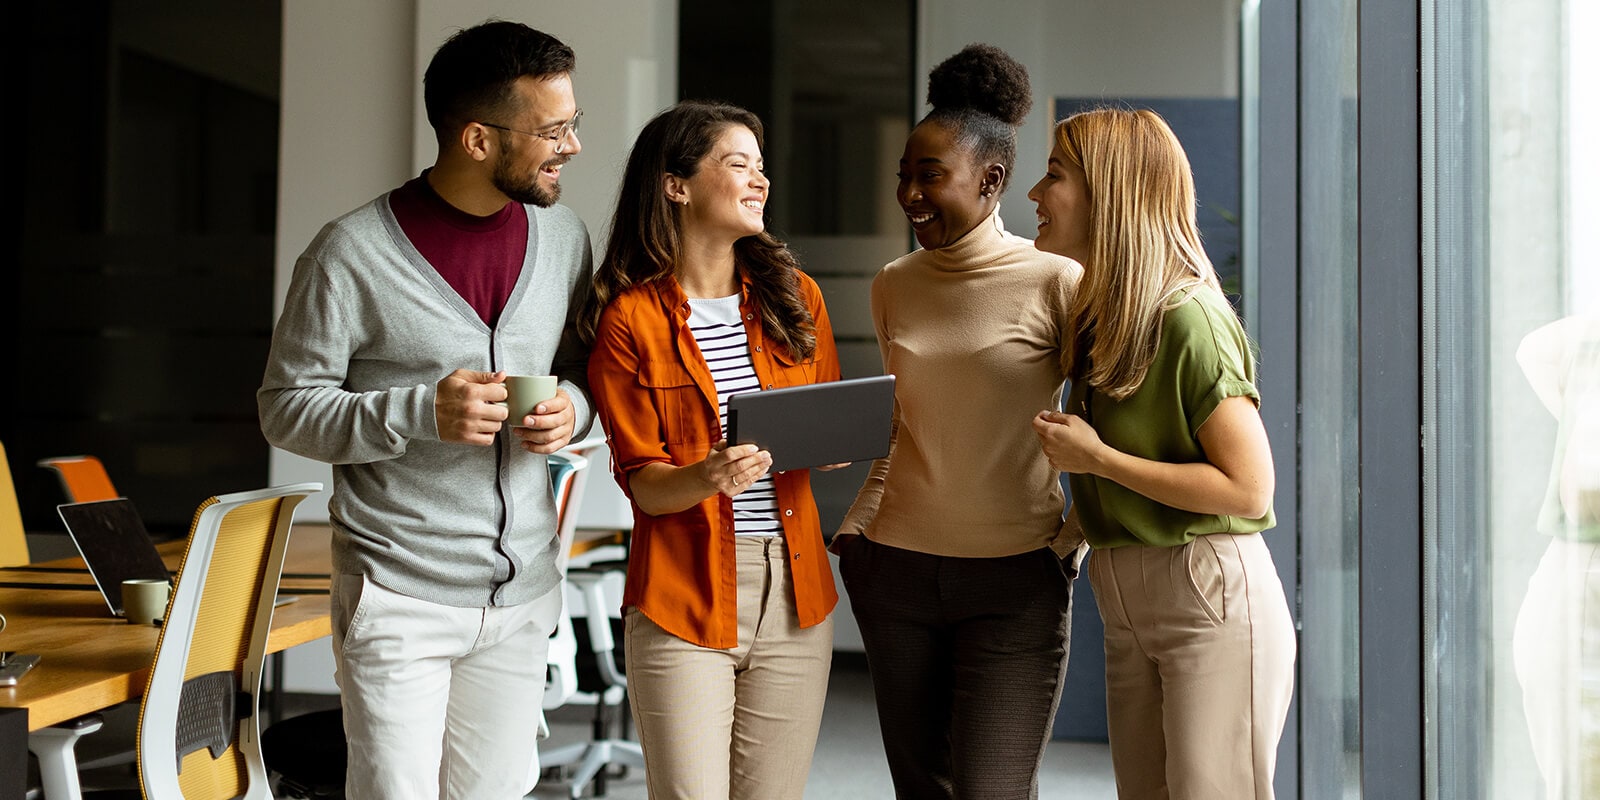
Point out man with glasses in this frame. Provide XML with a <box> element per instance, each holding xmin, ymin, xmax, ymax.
<box><xmin>259</xmin><ymin>20</ymin><xmax>593</xmax><ymax>800</ymax></box>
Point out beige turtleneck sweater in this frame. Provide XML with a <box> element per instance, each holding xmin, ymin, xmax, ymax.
<box><xmin>839</xmin><ymin>210</ymin><xmax>1084</xmax><ymax>558</ymax></box>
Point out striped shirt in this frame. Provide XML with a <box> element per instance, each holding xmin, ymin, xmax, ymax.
<box><xmin>687</xmin><ymin>294</ymin><xmax>782</xmax><ymax>537</ymax></box>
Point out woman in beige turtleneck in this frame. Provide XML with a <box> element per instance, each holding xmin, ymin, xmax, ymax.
<box><xmin>833</xmin><ymin>44</ymin><xmax>1083</xmax><ymax>799</ymax></box>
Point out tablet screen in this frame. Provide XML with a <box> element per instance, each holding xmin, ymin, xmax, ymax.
<box><xmin>726</xmin><ymin>375</ymin><xmax>895</xmax><ymax>472</ymax></box>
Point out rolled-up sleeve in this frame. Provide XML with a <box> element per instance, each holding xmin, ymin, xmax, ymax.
<box><xmin>587</xmin><ymin>303</ymin><xmax>673</xmax><ymax>494</ymax></box>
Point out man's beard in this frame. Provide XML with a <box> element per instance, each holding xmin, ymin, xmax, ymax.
<box><xmin>494</xmin><ymin>151</ymin><xmax>566</xmax><ymax>207</ymax></box>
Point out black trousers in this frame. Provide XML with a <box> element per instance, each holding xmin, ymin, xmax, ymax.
<box><xmin>839</xmin><ymin>535</ymin><xmax>1075</xmax><ymax>800</ymax></box>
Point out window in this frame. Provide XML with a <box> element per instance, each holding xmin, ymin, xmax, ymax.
<box><xmin>1426</xmin><ymin>0</ymin><xmax>1600</xmax><ymax>797</ymax></box>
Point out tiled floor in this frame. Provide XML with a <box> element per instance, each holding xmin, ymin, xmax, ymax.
<box><xmin>528</xmin><ymin>655</ymin><xmax>1117</xmax><ymax>799</ymax></box>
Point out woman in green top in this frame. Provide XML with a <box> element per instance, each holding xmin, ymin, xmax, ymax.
<box><xmin>1026</xmin><ymin>108</ymin><xmax>1296</xmax><ymax>799</ymax></box>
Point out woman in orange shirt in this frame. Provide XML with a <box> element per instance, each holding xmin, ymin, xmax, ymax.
<box><xmin>581</xmin><ymin>101</ymin><xmax>842</xmax><ymax>800</ymax></box>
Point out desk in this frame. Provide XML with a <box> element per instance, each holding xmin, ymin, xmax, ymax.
<box><xmin>0</xmin><ymin>524</ymin><xmax>332</xmax><ymax>732</ymax></box>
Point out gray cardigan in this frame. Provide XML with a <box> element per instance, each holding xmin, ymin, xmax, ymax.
<box><xmin>259</xmin><ymin>193</ymin><xmax>594</xmax><ymax>607</ymax></box>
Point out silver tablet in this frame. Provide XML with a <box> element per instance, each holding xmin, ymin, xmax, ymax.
<box><xmin>726</xmin><ymin>375</ymin><xmax>895</xmax><ymax>472</ymax></box>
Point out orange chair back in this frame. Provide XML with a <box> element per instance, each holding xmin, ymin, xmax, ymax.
<box><xmin>38</xmin><ymin>455</ymin><xmax>119</xmax><ymax>503</ymax></box>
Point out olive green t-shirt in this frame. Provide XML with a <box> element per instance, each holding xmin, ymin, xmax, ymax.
<box><xmin>1065</xmin><ymin>287</ymin><xmax>1274</xmax><ymax>549</ymax></box>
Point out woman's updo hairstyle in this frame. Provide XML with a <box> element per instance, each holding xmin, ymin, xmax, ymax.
<box><xmin>922</xmin><ymin>43</ymin><xmax>1032</xmax><ymax>191</ymax></box>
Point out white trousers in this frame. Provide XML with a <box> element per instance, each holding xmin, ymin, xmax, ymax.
<box><xmin>331</xmin><ymin>573</ymin><xmax>563</xmax><ymax>800</ymax></box>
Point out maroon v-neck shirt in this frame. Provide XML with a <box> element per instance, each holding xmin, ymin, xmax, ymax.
<box><xmin>389</xmin><ymin>172</ymin><xmax>529</xmax><ymax>327</ymax></box>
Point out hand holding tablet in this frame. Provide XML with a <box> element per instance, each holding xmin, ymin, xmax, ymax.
<box><xmin>726</xmin><ymin>375</ymin><xmax>895</xmax><ymax>471</ymax></box>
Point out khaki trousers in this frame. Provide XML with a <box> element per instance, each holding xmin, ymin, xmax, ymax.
<box><xmin>1089</xmin><ymin>533</ymin><xmax>1296</xmax><ymax>800</ymax></box>
<box><xmin>624</xmin><ymin>535</ymin><xmax>834</xmax><ymax>800</ymax></box>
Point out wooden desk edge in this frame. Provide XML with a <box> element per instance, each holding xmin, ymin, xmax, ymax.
<box><xmin>2</xmin><ymin>523</ymin><xmax>334</xmax><ymax>731</ymax></box>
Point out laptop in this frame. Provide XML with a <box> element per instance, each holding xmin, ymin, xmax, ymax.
<box><xmin>56</xmin><ymin>498</ymin><xmax>172</xmax><ymax>617</ymax></box>
<box><xmin>726</xmin><ymin>374</ymin><xmax>896</xmax><ymax>472</ymax></box>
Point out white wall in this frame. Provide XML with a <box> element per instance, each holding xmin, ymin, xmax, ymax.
<box><xmin>411</xmin><ymin>2</ymin><xmax>678</xmax><ymax>242</ymax></box>
<box><xmin>270</xmin><ymin>1</ymin><xmax>418</xmax><ymax>523</ymax></box>
<box><xmin>271</xmin><ymin>1</ymin><xmax>676</xmax><ymax>690</ymax></box>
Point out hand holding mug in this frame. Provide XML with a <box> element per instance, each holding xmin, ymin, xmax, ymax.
<box><xmin>436</xmin><ymin>369</ymin><xmax>509</xmax><ymax>445</ymax></box>
<box><xmin>511</xmin><ymin>384</ymin><xmax>576</xmax><ymax>454</ymax></box>
<box><xmin>502</xmin><ymin>375</ymin><xmax>559</xmax><ymax>427</ymax></box>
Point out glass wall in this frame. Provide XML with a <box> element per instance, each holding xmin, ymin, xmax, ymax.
<box><xmin>1426</xmin><ymin>0</ymin><xmax>1599</xmax><ymax>797</ymax></box>
<box><xmin>1298</xmin><ymin>0</ymin><xmax>1363</xmax><ymax>794</ymax></box>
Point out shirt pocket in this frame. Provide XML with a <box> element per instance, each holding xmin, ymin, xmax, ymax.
<box><xmin>638</xmin><ymin>360</ymin><xmax>705</xmax><ymax>448</ymax></box>
<box><xmin>768</xmin><ymin>347</ymin><xmax>817</xmax><ymax>389</ymax></box>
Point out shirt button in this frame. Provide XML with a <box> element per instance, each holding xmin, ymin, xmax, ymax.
<box><xmin>745</xmin><ymin>313</ymin><xmax>754</xmax><ymax>320</ymax></box>
<box><xmin>755</xmin><ymin>345</ymin><xmax>762</xmax><ymax>352</ymax></box>
<box><xmin>793</xmin><ymin>552</ymin><xmax>800</xmax><ymax>560</ymax></box>
<box><xmin>784</xmin><ymin>509</ymin><xmax>793</xmax><ymax>517</ymax></box>
<box><xmin>767</xmin><ymin>384</ymin><xmax>774</xmax><ymax>389</ymax></box>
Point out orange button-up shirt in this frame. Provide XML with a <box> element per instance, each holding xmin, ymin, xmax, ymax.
<box><xmin>588</xmin><ymin>271</ymin><xmax>841</xmax><ymax>649</ymax></box>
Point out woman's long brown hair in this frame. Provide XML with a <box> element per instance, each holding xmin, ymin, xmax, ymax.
<box><xmin>579</xmin><ymin>101</ymin><xmax>816</xmax><ymax>361</ymax></box>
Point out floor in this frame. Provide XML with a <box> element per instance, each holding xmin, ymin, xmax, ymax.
<box><xmin>528</xmin><ymin>654</ymin><xmax>1118</xmax><ymax>799</ymax></box>
<box><xmin>65</xmin><ymin>656</ymin><xmax>1116</xmax><ymax>798</ymax></box>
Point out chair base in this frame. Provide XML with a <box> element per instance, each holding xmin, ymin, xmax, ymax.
<box><xmin>541</xmin><ymin>739</ymin><xmax>645</xmax><ymax>799</ymax></box>
<box><xmin>28</xmin><ymin>714</ymin><xmax>104</xmax><ymax>800</ymax></box>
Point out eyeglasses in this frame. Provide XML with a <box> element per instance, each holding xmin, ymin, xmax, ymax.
<box><xmin>479</xmin><ymin>109</ymin><xmax>583</xmax><ymax>154</ymax></box>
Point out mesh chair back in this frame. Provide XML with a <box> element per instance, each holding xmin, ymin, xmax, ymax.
<box><xmin>550</xmin><ymin>450</ymin><xmax>592</xmax><ymax>576</ymax></box>
<box><xmin>136</xmin><ymin>482</ymin><xmax>320</xmax><ymax>800</ymax></box>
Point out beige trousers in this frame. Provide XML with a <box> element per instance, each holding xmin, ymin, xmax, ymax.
<box><xmin>1089</xmin><ymin>533</ymin><xmax>1296</xmax><ymax>800</ymax></box>
<box><xmin>624</xmin><ymin>536</ymin><xmax>834</xmax><ymax>800</ymax></box>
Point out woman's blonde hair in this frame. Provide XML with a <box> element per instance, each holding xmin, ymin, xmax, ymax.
<box><xmin>1055</xmin><ymin>108</ymin><xmax>1224</xmax><ymax>399</ymax></box>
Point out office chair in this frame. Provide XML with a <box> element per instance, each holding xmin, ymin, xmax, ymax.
<box><xmin>6</xmin><ymin>441</ymin><xmax>124</xmax><ymax>798</ymax></box>
<box><xmin>538</xmin><ymin>559</ymin><xmax>642</xmax><ymax>800</ymax></box>
<box><xmin>537</xmin><ymin>441</ymin><xmax>642</xmax><ymax>799</ymax></box>
<box><xmin>264</xmin><ymin>451</ymin><xmax>595</xmax><ymax>800</ymax></box>
<box><xmin>29</xmin><ymin>482</ymin><xmax>322</xmax><ymax>800</ymax></box>
<box><xmin>37</xmin><ymin>455</ymin><xmax>120</xmax><ymax>504</ymax></box>
<box><xmin>1</xmin><ymin>441</ymin><xmax>30</xmax><ymax>567</ymax></box>
<box><xmin>541</xmin><ymin>449</ymin><xmax>594</xmax><ymax>721</ymax></box>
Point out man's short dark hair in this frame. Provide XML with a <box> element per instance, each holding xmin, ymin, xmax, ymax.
<box><xmin>423</xmin><ymin>20</ymin><xmax>576</xmax><ymax>141</ymax></box>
